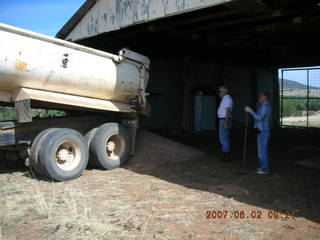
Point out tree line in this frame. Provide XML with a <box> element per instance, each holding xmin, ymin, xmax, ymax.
<box><xmin>282</xmin><ymin>98</ymin><xmax>320</xmax><ymax>117</ymax></box>
<box><xmin>0</xmin><ymin>107</ymin><xmax>66</xmax><ymax>121</ymax></box>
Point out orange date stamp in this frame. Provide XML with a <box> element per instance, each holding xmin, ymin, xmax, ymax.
<box><xmin>205</xmin><ymin>210</ymin><xmax>295</xmax><ymax>220</ymax></box>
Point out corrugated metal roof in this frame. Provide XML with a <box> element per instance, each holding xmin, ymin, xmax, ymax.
<box><xmin>56</xmin><ymin>0</ymin><xmax>97</xmax><ymax>39</ymax></box>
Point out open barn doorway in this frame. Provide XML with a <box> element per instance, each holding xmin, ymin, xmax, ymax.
<box><xmin>279</xmin><ymin>67</ymin><xmax>320</xmax><ymax>128</ymax></box>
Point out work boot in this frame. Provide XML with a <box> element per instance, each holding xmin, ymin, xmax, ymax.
<box><xmin>224</xmin><ymin>152</ymin><xmax>231</xmax><ymax>162</ymax></box>
<box><xmin>220</xmin><ymin>152</ymin><xmax>231</xmax><ymax>162</ymax></box>
<box><xmin>220</xmin><ymin>152</ymin><xmax>226</xmax><ymax>162</ymax></box>
<box><xmin>256</xmin><ymin>169</ymin><xmax>269</xmax><ymax>175</ymax></box>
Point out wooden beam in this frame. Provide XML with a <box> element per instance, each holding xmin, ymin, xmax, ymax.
<box><xmin>226</xmin><ymin>0</ymin><xmax>272</xmax><ymax>15</ymax></box>
<box><xmin>168</xmin><ymin>9</ymin><xmax>238</xmax><ymax>27</ymax></box>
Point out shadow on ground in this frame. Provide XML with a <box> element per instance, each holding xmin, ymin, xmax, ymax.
<box><xmin>125</xmin><ymin>127</ymin><xmax>320</xmax><ymax>223</ymax></box>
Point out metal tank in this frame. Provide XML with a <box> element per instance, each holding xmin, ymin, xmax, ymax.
<box><xmin>0</xmin><ymin>23</ymin><xmax>150</xmax><ymax>109</ymax></box>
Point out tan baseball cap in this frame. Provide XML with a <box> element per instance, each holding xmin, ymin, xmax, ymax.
<box><xmin>218</xmin><ymin>86</ymin><xmax>229</xmax><ymax>93</ymax></box>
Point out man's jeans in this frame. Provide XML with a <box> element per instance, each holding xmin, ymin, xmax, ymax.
<box><xmin>219</xmin><ymin>119</ymin><xmax>231</xmax><ymax>153</ymax></box>
<box><xmin>257</xmin><ymin>131</ymin><xmax>270</xmax><ymax>172</ymax></box>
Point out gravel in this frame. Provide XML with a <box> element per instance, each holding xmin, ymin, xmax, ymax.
<box><xmin>130</xmin><ymin>130</ymin><xmax>205</xmax><ymax>165</ymax></box>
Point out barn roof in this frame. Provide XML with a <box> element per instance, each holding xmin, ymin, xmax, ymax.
<box><xmin>56</xmin><ymin>0</ymin><xmax>97</xmax><ymax>39</ymax></box>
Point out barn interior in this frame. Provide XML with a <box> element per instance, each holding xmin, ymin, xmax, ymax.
<box><xmin>57</xmin><ymin>0</ymin><xmax>320</xmax><ymax>132</ymax></box>
<box><xmin>56</xmin><ymin>1</ymin><xmax>320</xmax><ymax>202</ymax></box>
<box><xmin>56</xmin><ymin>0</ymin><xmax>320</xmax><ymax>168</ymax></box>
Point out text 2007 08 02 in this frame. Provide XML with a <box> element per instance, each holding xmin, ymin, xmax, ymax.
<box><xmin>205</xmin><ymin>210</ymin><xmax>295</xmax><ymax>220</ymax></box>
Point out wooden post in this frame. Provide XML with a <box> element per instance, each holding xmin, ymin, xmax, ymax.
<box><xmin>242</xmin><ymin>112</ymin><xmax>249</xmax><ymax>169</ymax></box>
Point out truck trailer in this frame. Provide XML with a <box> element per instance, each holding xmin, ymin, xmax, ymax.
<box><xmin>0</xmin><ymin>23</ymin><xmax>150</xmax><ymax>181</ymax></box>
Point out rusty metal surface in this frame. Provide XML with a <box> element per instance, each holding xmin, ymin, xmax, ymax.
<box><xmin>64</xmin><ymin>0</ymin><xmax>233</xmax><ymax>41</ymax></box>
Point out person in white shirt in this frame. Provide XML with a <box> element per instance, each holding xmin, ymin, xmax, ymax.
<box><xmin>217</xmin><ymin>86</ymin><xmax>233</xmax><ymax>162</ymax></box>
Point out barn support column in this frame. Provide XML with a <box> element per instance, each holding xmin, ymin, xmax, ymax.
<box><xmin>251</xmin><ymin>67</ymin><xmax>258</xmax><ymax>109</ymax></box>
<box><xmin>182</xmin><ymin>56</ymin><xmax>191</xmax><ymax>132</ymax></box>
<box><xmin>273</xmin><ymin>68</ymin><xmax>280</xmax><ymax>128</ymax></box>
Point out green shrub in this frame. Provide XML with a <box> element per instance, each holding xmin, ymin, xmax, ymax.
<box><xmin>282</xmin><ymin>99</ymin><xmax>303</xmax><ymax>117</ymax></box>
<box><xmin>0</xmin><ymin>107</ymin><xmax>17</xmax><ymax>121</ymax></box>
<box><xmin>308</xmin><ymin>99</ymin><xmax>320</xmax><ymax>111</ymax></box>
<box><xmin>282</xmin><ymin>98</ymin><xmax>320</xmax><ymax>117</ymax></box>
<box><xmin>0</xmin><ymin>107</ymin><xmax>66</xmax><ymax>121</ymax></box>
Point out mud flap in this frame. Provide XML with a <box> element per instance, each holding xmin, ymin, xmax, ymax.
<box><xmin>15</xmin><ymin>99</ymin><xmax>32</xmax><ymax>123</ymax></box>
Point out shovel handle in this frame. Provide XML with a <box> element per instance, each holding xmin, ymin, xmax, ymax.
<box><xmin>242</xmin><ymin>112</ymin><xmax>249</xmax><ymax>169</ymax></box>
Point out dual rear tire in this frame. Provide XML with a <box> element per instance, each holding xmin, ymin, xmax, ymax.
<box><xmin>30</xmin><ymin>128</ymin><xmax>88</xmax><ymax>181</ymax></box>
<box><xmin>87</xmin><ymin>123</ymin><xmax>131</xmax><ymax>170</ymax></box>
<box><xmin>30</xmin><ymin>123</ymin><xmax>131</xmax><ymax>181</ymax></box>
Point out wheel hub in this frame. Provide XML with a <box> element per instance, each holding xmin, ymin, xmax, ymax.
<box><xmin>105</xmin><ymin>134</ymin><xmax>125</xmax><ymax>161</ymax></box>
<box><xmin>56</xmin><ymin>148</ymin><xmax>70</xmax><ymax>163</ymax></box>
<box><xmin>107</xmin><ymin>141</ymin><xmax>116</xmax><ymax>152</ymax></box>
<box><xmin>55</xmin><ymin>141</ymin><xmax>81</xmax><ymax>171</ymax></box>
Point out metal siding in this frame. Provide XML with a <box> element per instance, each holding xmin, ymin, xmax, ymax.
<box><xmin>141</xmin><ymin>58</ymin><xmax>276</xmax><ymax>129</ymax></box>
<box><xmin>66</xmin><ymin>0</ymin><xmax>232</xmax><ymax>41</ymax></box>
<box><xmin>257</xmin><ymin>68</ymin><xmax>277</xmax><ymax>122</ymax></box>
<box><xmin>141</xmin><ymin>58</ymin><xmax>184</xmax><ymax>129</ymax></box>
<box><xmin>225</xmin><ymin>65</ymin><xmax>252</xmax><ymax>124</ymax></box>
<box><xmin>201</xmin><ymin>95</ymin><xmax>216</xmax><ymax>130</ymax></box>
<box><xmin>141</xmin><ymin>58</ymin><xmax>220</xmax><ymax>129</ymax></box>
<box><xmin>194</xmin><ymin>95</ymin><xmax>216</xmax><ymax>131</ymax></box>
<box><xmin>257</xmin><ymin>68</ymin><xmax>274</xmax><ymax>100</ymax></box>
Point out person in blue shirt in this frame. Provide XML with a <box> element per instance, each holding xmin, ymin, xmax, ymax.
<box><xmin>245</xmin><ymin>92</ymin><xmax>272</xmax><ymax>174</ymax></box>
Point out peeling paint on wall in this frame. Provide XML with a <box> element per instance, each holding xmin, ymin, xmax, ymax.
<box><xmin>66</xmin><ymin>0</ymin><xmax>233</xmax><ymax>41</ymax></box>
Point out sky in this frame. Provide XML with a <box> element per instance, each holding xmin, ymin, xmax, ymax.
<box><xmin>0</xmin><ymin>0</ymin><xmax>86</xmax><ymax>36</ymax></box>
<box><xmin>279</xmin><ymin>68</ymin><xmax>320</xmax><ymax>88</ymax></box>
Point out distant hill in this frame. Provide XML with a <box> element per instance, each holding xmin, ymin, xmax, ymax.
<box><xmin>283</xmin><ymin>79</ymin><xmax>307</xmax><ymax>89</ymax></box>
<box><xmin>282</xmin><ymin>79</ymin><xmax>318</xmax><ymax>89</ymax></box>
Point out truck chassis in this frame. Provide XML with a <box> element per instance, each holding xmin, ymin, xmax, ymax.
<box><xmin>0</xmin><ymin>112</ymin><xmax>138</xmax><ymax>181</ymax></box>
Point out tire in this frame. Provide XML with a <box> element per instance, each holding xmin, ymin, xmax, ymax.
<box><xmin>1</xmin><ymin>150</ymin><xmax>21</xmax><ymax>169</ymax></box>
<box><xmin>90</xmin><ymin>123</ymin><xmax>131</xmax><ymax>170</ymax></box>
<box><xmin>85</xmin><ymin>127</ymin><xmax>99</xmax><ymax>167</ymax></box>
<box><xmin>38</xmin><ymin>128</ymin><xmax>89</xmax><ymax>181</ymax></box>
<box><xmin>0</xmin><ymin>150</ymin><xmax>6</xmax><ymax>165</ymax></box>
<box><xmin>29</xmin><ymin>128</ymin><xmax>58</xmax><ymax>176</ymax></box>
<box><xmin>0</xmin><ymin>150</ymin><xmax>9</xmax><ymax>168</ymax></box>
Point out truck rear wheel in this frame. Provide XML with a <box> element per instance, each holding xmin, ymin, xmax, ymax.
<box><xmin>29</xmin><ymin>128</ymin><xmax>57</xmax><ymax>176</ymax></box>
<box><xmin>85</xmin><ymin>127</ymin><xmax>99</xmax><ymax>167</ymax></box>
<box><xmin>0</xmin><ymin>150</ymin><xmax>5</xmax><ymax>164</ymax></box>
<box><xmin>38</xmin><ymin>128</ymin><xmax>88</xmax><ymax>181</ymax></box>
<box><xmin>90</xmin><ymin>123</ymin><xmax>131</xmax><ymax>169</ymax></box>
<box><xmin>0</xmin><ymin>150</ymin><xmax>23</xmax><ymax>169</ymax></box>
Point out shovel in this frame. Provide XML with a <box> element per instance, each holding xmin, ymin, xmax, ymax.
<box><xmin>236</xmin><ymin>112</ymin><xmax>249</xmax><ymax>175</ymax></box>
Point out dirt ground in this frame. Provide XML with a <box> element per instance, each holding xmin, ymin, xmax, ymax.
<box><xmin>282</xmin><ymin>113</ymin><xmax>320</xmax><ymax>128</ymax></box>
<box><xmin>0</xmin><ymin>128</ymin><xmax>320</xmax><ymax>240</ymax></box>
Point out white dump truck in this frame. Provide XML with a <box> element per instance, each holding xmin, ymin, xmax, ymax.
<box><xmin>0</xmin><ymin>23</ymin><xmax>150</xmax><ymax>181</ymax></box>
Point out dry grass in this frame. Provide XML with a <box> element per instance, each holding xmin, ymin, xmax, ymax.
<box><xmin>282</xmin><ymin>114</ymin><xmax>320</xmax><ymax>127</ymax></box>
<box><xmin>0</xmin><ymin>172</ymin><xmax>123</xmax><ymax>240</ymax></box>
<box><xmin>0</xmin><ymin>130</ymin><xmax>206</xmax><ymax>240</ymax></box>
<box><xmin>283</xmin><ymin>89</ymin><xmax>319</xmax><ymax>97</ymax></box>
<box><xmin>1</xmin><ymin>163</ymin><xmax>319</xmax><ymax>240</ymax></box>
